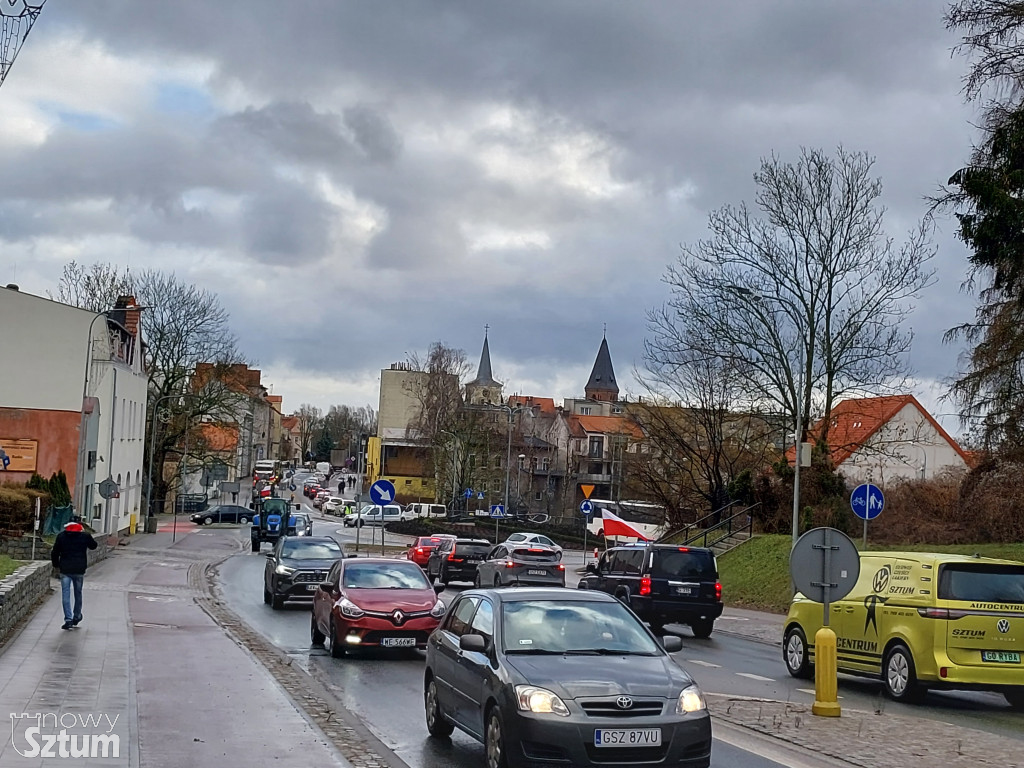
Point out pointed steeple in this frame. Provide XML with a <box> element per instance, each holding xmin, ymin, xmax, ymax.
<box><xmin>466</xmin><ymin>327</ymin><xmax>502</xmax><ymax>404</ymax></box>
<box><xmin>585</xmin><ymin>333</ymin><xmax>618</xmax><ymax>402</ymax></box>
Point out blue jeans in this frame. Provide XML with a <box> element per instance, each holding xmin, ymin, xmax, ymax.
<box><xmin>60</xmin><ymin>574</ymin><xmax>84</xmax><ymax>623</ymax></box>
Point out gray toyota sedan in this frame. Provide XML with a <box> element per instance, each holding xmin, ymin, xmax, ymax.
<box><xmin>424</xmin><ymin>588</ymin><xmax>711</xmax><ymax>768</ymax></box>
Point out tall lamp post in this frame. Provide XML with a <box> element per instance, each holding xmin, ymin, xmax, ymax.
<box><xmin>484</xmin><ymin>404</ymin><xmax>537</xmax><ymax>540</ymax></box>
<box><xmin>516</xmin><ymin>453</ymin><xmax>526</xmax><ymax>517</ymax></box>
<box><xmin>74</xmin><ymin>308</ymin><xmax>117</xmax><ymax>516</ymax></box>
<box><xmin>726</xmin><ymin>285</ymin><xmax>808</xmax><ymax>553</ymax></box>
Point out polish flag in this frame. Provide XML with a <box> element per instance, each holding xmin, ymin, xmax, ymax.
<box><xmin>601</xmin><ymin>510</ymin><xmax>651</xmax><ymax>541</ymax></box>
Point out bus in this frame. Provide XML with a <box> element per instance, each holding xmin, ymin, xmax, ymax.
<box><xmin>253</xmin><ymin>459</ymin><xmax>282</xmax><ymax>482</ymax></box>
<box><xmin>586</xmin><ymin>499</ymin><xmax>668</xmax><ymax>543</ymax></box>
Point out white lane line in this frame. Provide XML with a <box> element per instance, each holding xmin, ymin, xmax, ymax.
<box><xmin>796</xmin><ymin>688</ymin><xmax>843</xmax><ymax>699</ymax></box>
<box><xmin>735</xmin><ymin>672</ymin><xmax>775</xmax><ymax>682</ymax></box>
<box><xmin>686</xmin><ymin>659</ymin><xmax>721</xmax><ymax>668</ymax></box>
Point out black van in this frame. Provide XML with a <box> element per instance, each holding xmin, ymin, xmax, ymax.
<box><xmin>578</xmin><ymin>544</ymin><xmax>722</xmax><ymax>637</ymax></box>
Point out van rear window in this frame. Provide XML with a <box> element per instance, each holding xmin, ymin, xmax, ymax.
<box><xmin>938</xmin><ymin>564</ymin><xmax>1024</xmax><ymax>603</ymax></box>
<box><xmin>651</xmin><ymin>549</ymin><xmax>716</xmax><ymax>580</ymax></box>
<box><xmin>511</xmin><ymin>547</ymin><xmax>560</xmax><ymax>563</ymax></box>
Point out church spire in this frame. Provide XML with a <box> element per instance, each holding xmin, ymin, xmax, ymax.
<box><xmin>585</xmin><ymin>335</ymin><xmax>618</xmax><ymax>402</ymax></box>
<box><xmin>466</xmin><ymin>327</ymin><xmax>502</xmax><ymax>404</ymax></box>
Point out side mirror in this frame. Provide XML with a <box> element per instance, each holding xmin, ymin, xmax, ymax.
<box><xmin>585</xmin><ymin>563</ymin><xmax>598</xmax><ymax>574</ymax></box>
<box><xmin>319</xmin><ymin>581</ymin><xmax>333</xmax><ymax>592</ymax></box>
<box><xmin>660</xmin><ymin>635</ymin><xmax>683</xmax><ymax>653</ymax></box>
<box><xmin>459</xmin><ymin>633</ymin><xmax>487</xmax><ymax>653</ymax></box>
<box><xmin>433</xmin><ymin>583</ymin><xmax>445</xmax><ymax>593</ymax></box>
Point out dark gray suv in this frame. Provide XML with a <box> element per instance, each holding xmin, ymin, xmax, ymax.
<box><xmin>578</xmin><ymin>544</ymin><xmax>722</xmax><ymax>638</ymax></box>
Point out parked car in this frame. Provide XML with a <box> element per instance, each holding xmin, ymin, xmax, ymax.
<box><xmin>313</xmin><ymin>490</ymin><xmax>332</xmax><ymax>509</ymax></box>
<box><xmin>423</xmin><ymin>588</ymin><xmax>711</xmax><ymax>767</ymax></box>
<box><xmin>292</xmin><ymin>512</ymin><xmax>314</xmax><ymax>536</ymax></box>
<box><xmin>342</xmin><ymin>504</ymin><xmax>410</xmax><ymax>527</ymax></box>
<box><xmin>505</xmin><ymin>532</ymin><xmax>562</xmax><ymax>558</ymax></box>
<box><xmin>475</xmin><ymin>543</ymin><xmax>565</xmax><ymax>588</ymax></box>
<box><xmin>264</xmin><ymin>536</ymin><xmax>347</xmax><ymax>610</ymax></box>
<box><xmin>783</xmin><ymin>550</ymin><xmax>1024</xmax><ymax>708</ymax></box>
<box><xmin>174</xmin><ymin>494</ymin><xmax>209</xmax><ymax>514</ymax></box>
<box><xmin>425</xmin><ymin>537</ymin><xmax>492</xmax><ymax>586</ymax></box>
<box><xmin>311</xmin><ymin>557</ymin><xmax>446</xmax><ymax>656</ymax></box>
<box><xmin>406</xmin><ymin>535</ymin><xmax>457</xmax><ymax>568</ymax></box>
<box><xmin>578</xmin><ymin>544</ymin><xmax>722</xmax><ymax>638</ymax></box>
<box><xmin>407</xmin><ymin>503</ymin><xmax>447</xmax><ymax>519</ymax></box>
<box><xmin>190</xmin><ymin>504</ymin><xmax>252</xmax><ymax>525</ymax></box>
<box><xmin>322</xmin><ymin>496</ymin><xmax>349</xmax><ymax>515</ymax></box>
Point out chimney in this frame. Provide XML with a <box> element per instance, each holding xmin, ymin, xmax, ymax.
<box><xmin>115</xmin><ymin>295</ymin><xmax>141</xmax><ymax>339</ymax></box>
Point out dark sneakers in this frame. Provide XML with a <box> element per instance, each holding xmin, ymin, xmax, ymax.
<box><xmin>72</xmin><ymin>618</ymin><xmax>81</xmax><ymax>626</ymax></box>
<box><xmin>61</xmin><ymin>622</ymin><xmax>73</xmax><ymax>630</ymax></box>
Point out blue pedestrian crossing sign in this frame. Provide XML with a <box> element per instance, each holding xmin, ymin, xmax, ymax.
<box><xmin>490</xmin><ymin>504</ymin><xmax>505</xmax><ymax>518</ymax></box>
<box><xmin>477</xmin><ymin>491</ymin><xmax>485</xmax><ymax>500</ymax></box>
<box><xmin>580</xmin><ymin>500</ymin><xmax>593</xmax><ymax>515</ymax></box>
<box><xmin>850</xmin><ymin>483</ymin><xmax>884</xmax><ymax>521</ymax></box>
<box><xmin>369</xmin><ymin>479</ymin><xmax>396</xmax><ymax>506</ymax></box>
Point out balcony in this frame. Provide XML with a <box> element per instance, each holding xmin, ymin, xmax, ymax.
<box><xmin>576</xmin><ymin>472</ymin><xmax>613</xmax><ymax>483</ymax></box>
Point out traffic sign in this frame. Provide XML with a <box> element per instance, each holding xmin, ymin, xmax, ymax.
<box><xmin>464</xmin><ymin>488</ymin><xmax>473</xmax><ymax>499</ymax></box>
<box><xmin>580</xmin><ymin>500</ymin><xmax>593</xmax><ymax>515</ymax></box>
<box><xmin>790</xmin><ymin>527</ymin><xmax>860</xmax><ymax>607</ymax></box>
<box><xmin>489</xmin><ymin>504</ymin><xmax>505</xmax><ymax>518</ymax></box>
<box><xmin>850</xmin><ymin>483</ymin><xmax>884</xmax><ymax>521</ymax></box>
<box><xmin>0</xmin><ymin>449</ymin><xmax>8</xmax><ymax>470</ymax></box>
<box><xmin>98</xmin><ymin>477</ymin><xmax>120</xmax><ymax>500</ymax></box>
<box><xmin>477</xmin><ymin>491</ymin><xmax>485</xmax><ymax>500</ymax></box>
<box><xmin>580</xmin><ymin>484</ymin><xmax>595</xmax><ymax>500</ymax></box>
<box><xmin>369</xmin><ymin>479</ymin><xmax>396</xmax><ymax>506</ymax></box>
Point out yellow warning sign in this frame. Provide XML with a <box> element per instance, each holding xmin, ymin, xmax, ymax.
<box><xmin>580</xmin><ymin>484</ymin><xmax>595</xmax><ymax>500</ymax></box>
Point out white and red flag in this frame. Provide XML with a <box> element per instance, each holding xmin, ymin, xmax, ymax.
<box><xmin>601</xmin><ymin>510</ymin><xmax>651</xmax><ymax>541</ymax></box>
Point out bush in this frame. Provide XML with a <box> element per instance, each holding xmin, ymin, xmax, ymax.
<box><xmin>0</xmin><ymin>486</ymin><xmax>35</xmax><ymax>536</ymax></box>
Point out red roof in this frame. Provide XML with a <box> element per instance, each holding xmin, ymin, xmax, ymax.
<box><xmin>196</xmin><ymin>423</ymin><xmax>239</xmax><ymax>453</ymax></box>
<box><xmin>507</xmin><ymin>395</ymin><xmax>556</xmax><ymax>415</ymax></box>
<box><xmin>789</xmin><ymin>394</ymin><xmax>970</xmax><ymax>467</ymax></box>
<box><xmin>571</xmin><ymin>414</ymin><xmax>644</xmax><ymax>440</ymax></box>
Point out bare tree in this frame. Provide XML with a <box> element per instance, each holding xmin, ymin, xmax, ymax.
<box><xmin>52</xmin><ymin>261</ymin><xmax>134</xmax><ymax>312</ymax></box>
<box><xmin>657</xmin><ymin>147</ymin><xmax>935</xmax><ymax>454</ymax></box>
<box><xmin>295</xmin><ymin>404</ymin><xmax>322</xmax><ymax>462</ymax></box>
<box><xmin>405</xmin><ymin>342</ymin><xmax>470</xmax><ymax>441</ymax></box>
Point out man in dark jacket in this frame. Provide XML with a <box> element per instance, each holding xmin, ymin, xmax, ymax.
<box><xmin>50</xmin><ymin>518</ymin><xmax>98</xmax><ymax>630</ymax></box>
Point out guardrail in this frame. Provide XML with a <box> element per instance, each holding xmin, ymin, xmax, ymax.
<box><xmin>680</xmin><ymin>503</ymin><xmax>759</xmax><ymax>549</ymax></box>
<box><xmin>657</xmin><ymin>500</ymin><xmax>740</xmax><ymax>544</ymax></box>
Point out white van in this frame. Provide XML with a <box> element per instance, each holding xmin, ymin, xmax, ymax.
<box><xmin>407</xmin><ymin>503</ymin><xmax>447</xmax><ymax>519</ymax></box>
<box><xmin>343</xmin><ymin>504</ymin><xmax>411</xmax><ymax>527</ymax></box>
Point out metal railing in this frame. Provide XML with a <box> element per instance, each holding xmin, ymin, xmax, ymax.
<box><xmin>680</xmin><ymin>503</ymin><xmax>759</xmax><ymax>550</ymax></box>
<box><xmin>657</xmin><ymin>500</ymin><xmax>740</xmax><ymax>544</ymax></box>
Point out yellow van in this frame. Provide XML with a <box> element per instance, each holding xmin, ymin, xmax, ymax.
<box><xmin>783</xmin><ymin>552</ymin><xmax>1024</xmax><ymax>709</ymax></box>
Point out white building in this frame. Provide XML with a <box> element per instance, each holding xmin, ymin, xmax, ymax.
<box><xmin>0</xmin><ymin>285</ymin><xmax>147</xmax><ymax>535</ymax></box>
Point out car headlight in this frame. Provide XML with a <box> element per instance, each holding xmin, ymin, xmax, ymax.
<box><xmin>275</xmin><ymin>565</ymin><xmax>295</xmax><ymax>576</ymax></box>
<box><xmin>515</xmin><ymin>685</ymin><xmax>569</xmax><ymax>716</ymax></box>
<box><xmin>429</xmin><ymin>599</ymin><xmax>446</xmax><ymax>618</ymax></box>
<box><xmin>337</xmin><ymin>597</ymin><xmax>365</xmax><ymax>619</ymax></box>
<box><xmin>676</xmin><ymin>684</ymin><xmax>706</xmax><ymax>714</ymax></box>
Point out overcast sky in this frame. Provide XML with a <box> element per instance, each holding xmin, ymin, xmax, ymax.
<box><xmin>0</xmin><ymin>2</ymin><xmax>982</xmax><ymax>432</ymax></box>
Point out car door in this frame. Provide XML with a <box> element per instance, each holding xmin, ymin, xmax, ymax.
<box><xmin>479</xmin><ymin>545</ymin><xmax>505</xmax><ymax>586</ymax></box>
<box><xmin>431</xmin><ymin>595</ymin><xmax>479</xmax><ymax>727</ymax></box>
<box><xmin>313</xmin><ymin>562</ymin><xmax>341</xmax><ymax>636</ymax></box>
<box><xmin>456</xmin><ymin>597</ymin><xmax>496</xmax><ymax>738</ymax></box>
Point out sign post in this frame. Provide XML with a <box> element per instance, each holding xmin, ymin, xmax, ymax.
<box><xmin>791</xmin><ymin>527</ymin><xmax>860</xmax><ymax>718</ymax></box>
<box><xmin>850</xmin><ymin>483</ymin><xmax>884</xmax><ymax>547</ymax></box>
<box><xmin>354</xmin><ymin>493</ymin><xmax>362</xmax><ymax>551</ymax></box>
<box><xmin>369</xmin><ymin>480</ymin><xmax>396</xmax><ymax>556</ymax></box>
<box><xmin>580</xmin><ymin>499</ymin><xmax>593</xmax><ymax>556</ymax></box>
<box><xmin>490</xmin><ymin>504</ymin><xmax>504</xmax><ymax>541</ymax></box>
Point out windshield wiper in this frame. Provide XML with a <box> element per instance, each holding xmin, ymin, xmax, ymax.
<box><xmin>504</xmin><ymin>648</ymin><xmax>562</xmax><ymax>654</ymax></box>
<box><xmin>564</xmin><ymin>648</ymin><xmax>655</xmax><ymax>656</ymax></box>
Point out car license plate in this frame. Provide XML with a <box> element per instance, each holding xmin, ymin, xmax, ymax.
<box><xmin>466</xmin><ymin>558</ymin><xmax>481</xmax><ymax>564</ymax></box>
<box><xmin>982</xmin><ymin>651</ymin><xmax>1021</xmax><ymax>663</ymax></box>
<box><xmin>674</xmin><ymin>586</ymin><xmax>694</xmax><ymax>596</ymax></box>
<box><xmin>306</xmin><ymin>584</ymin><xmax>318</xmax><ymax>591</ymax></box>
<box><xmin>528</xmin><ymin>569</ymin><xmax>547</xmax><ymax>576</ymax></box>
<box><xmin>594</xmin><ymin>728</ymin><xmax>661</xmax><ymax>747</ymax></box>
<box><xmin>381</xmin><ymin>637</ymin><xmax>417</xmax><ymax>648</ymax></box>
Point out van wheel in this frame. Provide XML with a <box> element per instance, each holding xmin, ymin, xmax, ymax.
<box><xmin>1004</xmin><ymin>686</ymin><xmax>1024</xmax><ymax>710</ymax></box>
<box><xmin>784</xmin><ymin>626</ymin><xmax>813</xmax><ymax>679</ymax></box>
<box><xmin>690</xmin><ymin>619</ymin><xmax>714</xmax><ymax>639</ymax></box>
<box><xmin>883</xmin><ymin>644</ymin><xmax>922</xmax><ymax>702</ymax></box>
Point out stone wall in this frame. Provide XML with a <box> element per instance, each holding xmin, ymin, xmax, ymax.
<box><xmin>0</xmin><ymin>561</ymin><xmax>52</xmax><ymax>642</ymax></box>
<box><xmin>0</xmin><ymin>535</ymin><xmax>51</xmax><ymax>561</ymax></box>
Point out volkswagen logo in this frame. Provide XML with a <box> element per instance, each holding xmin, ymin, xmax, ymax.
<box><xmin>997</xmin><ymin>619</ymin><xmax>1010</xmax><ymax>634</ymax></box>
<box><xmin>391</xmin><ymin>610</ymin><xmax>406</xmax><ymax>626</ymax></box>
<box><xmin>615</xmin><ymin>696</ymin><xmax>633</xmax><ymax>710</ymax></box>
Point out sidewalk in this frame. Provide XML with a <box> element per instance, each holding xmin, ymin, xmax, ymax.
<box><xmin>0</xmin><ymin>529</ymin><xmax>351</xmax><ymax>768</ymax></box>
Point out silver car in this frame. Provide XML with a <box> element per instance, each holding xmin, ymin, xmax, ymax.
<box><xmin>475</xmin><ymin>543</ymin><xmax>565</xmax><ymax>588</ymax></box>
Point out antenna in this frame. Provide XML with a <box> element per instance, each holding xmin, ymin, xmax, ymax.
<box><xmin>1</xmin><ymin>2</ymin><xmax>47</xmax><ymax>88</ymax></box>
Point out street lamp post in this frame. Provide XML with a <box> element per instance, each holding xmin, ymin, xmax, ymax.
<box><xmin>74</xmin><ymin>309</ymin><xmax>117</xmax><ymax>516</ymax></box>
<box><xmin>143</xmin><ymin>392</ymin><xmax>202</xmax><ymax>533</ymax></box>
<box><xmin>483</xmin><ymin>404</ymin><xmax>537</xmax><ymax>541</ymax></box>
<box><xmin>517</xmin><ymin>453</ymin><xmax>526</xmax><ymax>518</ymax></box>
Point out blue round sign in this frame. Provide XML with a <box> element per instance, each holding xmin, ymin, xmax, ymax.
<box><xmin>369</xmin><ymin>479</ymin><xmax>396</xmax><ymax>506</ymax></box>
<box><xmin>580</xmin><ymin>500</ymin><xmax>593</xmax><ymax>515</ymax></box>
<box><xmin>850</xmin><ymin>483</ymin><xmax>884</xmax><ymax>521</ymax></box>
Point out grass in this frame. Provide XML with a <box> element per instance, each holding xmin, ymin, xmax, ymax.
<box><xmin>717</xmin><ymin>535</ymin><xmax>1024</xmax><ymax>615</ymax></box>
<box><xmin>0</xmin><ymin>555</ymin><xmax>23</xmax><ymax>579</ymax></box>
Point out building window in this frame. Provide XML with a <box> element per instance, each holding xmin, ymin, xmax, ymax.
<box><xmin>492</xmin><ymin>480</ymin><xmax>502</xmax><ymax>493</ymax></box>
<box><xmin>612</xmin><ymin>406</ymin><xmax>623</xmax><ymax>414</ymax></box>
<box><xmin>588</xmin><ymin>437</ymin><xmax>603</xmax><ymax>458</ymax></box>
<box><xmin>540</xmin><ymin>457</ymin><xmax>550</xmax><ymax>471</ymax></box>
<box><xmin>494</xmin><ymin>456</ymin><xmax>502</xmax><ymax>469</ymax></box>
<box><xmin>580</xmin><ymin>406</ymin><xmax>592</xmax><ymax>416</ymax></box>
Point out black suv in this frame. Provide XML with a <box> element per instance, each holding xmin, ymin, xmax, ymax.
<box><xmin>425</xmin><ymin>537</ymin><xmax>491</xmax><ymax>585</ymax></box>
<box><xmin>264</xmin><ymin>536</ymin><xmax>348</xmax><ymax>609</ymax></box>
<box><xmin>578</xmin><ymin>544</ymin><xmax>722</xmax><ymax>638</ymax></box>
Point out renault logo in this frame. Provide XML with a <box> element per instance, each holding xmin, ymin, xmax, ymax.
<box><xmin>615</xmin><ymin>696</ymin><xmax>633</xmax><ymax>709</ymax></box>
<box><xmin>392</xmin><ymin>610</ymin><xmax>406</xmax><ymax>626</ymax></box>
<box><xmin>997</xmin><ymin>619</ymin><xmax>1010</xmax><ymax>634</ymax></box>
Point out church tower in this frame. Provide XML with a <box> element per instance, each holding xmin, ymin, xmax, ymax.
<box><xmin>465</xmin><ymin>329</ymin><xmax>503</xmax><ymax>405</ymax></box>
<box><xmin>584</xmin><ymin>334</ymin><xmax>618</xmax><ymax>403</ymax></box>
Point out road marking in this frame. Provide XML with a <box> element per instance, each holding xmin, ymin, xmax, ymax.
<box><xmin>686</xmin><ymin>659</ymin><xmax>721</xmax><ymax>668</ymax></box>
<box><xmin>717</xmin><ymin>616</ymin><xmax>750</xmax><ymax>621</ymax></box>
<box><xmin>735</xmin><ymin>672</ymin><xmax>775</xmax><ymax>682</ymax></box>
<box><xmin>133</xmin><ymin>595</ymin><xmax>178</xmax><ymax>602</ymax></box>
<box><xmin>796</xmin><ymin>688</ymin><xmax>843</xmax><ymax>699</ymax></box>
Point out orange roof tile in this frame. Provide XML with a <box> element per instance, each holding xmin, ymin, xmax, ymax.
<box><xmin>507</xmin><ymin>395</ymin><xmax>556</xmax><ymax>415</ymax></box>
<box><xmin>574</xmin><ymin>414</ymin><xmax>644</xmax><ymax>440</ymax></box>
<box><xmin>788</xmin><ymin>394</ymin><xmax>970</xmax><ymax>467</ymax></box>
<box><xmin>197</xmin><ymin>423</ymin><xmax>239</xmax><ymax>453</ymax></box>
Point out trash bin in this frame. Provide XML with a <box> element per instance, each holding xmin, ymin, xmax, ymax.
<box><xmin>144</xmin><ymin>516</ymin><xmax>159</xmax><ymax>534</ymax></box>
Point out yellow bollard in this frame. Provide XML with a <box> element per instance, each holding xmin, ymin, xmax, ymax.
<box><xmin>812</xmin><ymin>626</ymin><xmax>841</xmax><ymax>717</ymax></box>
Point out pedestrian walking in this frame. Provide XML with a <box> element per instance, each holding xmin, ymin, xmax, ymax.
<box><xmin>338</xmin><ymin>478</ymin><xmax>345</xmax><ymax>494</ymax></box>
<box><xmin>348</xmin><ymin>475</ymin><xmax>354</xmax><ymax>490</ymax></box>
<box><xmin>50</xmin><ymin>517</ymin><xmax>98</xmax><ymax>630</ymax></box>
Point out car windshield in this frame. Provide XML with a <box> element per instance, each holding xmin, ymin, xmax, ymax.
<box><xmin>280</xmin><ymin>540</ymin><xmax>342</xmax><ymax>559</ymax></box>
<box><xmin>343</xmin><ymin>562</ymin><xmax>431</xmax><ymax>589</ymax></box>
<box><xmin>651</xmin><ymin>548</ymin><xmax>717</xmax><ymax>580</ymax></box>
<box><xmin>938</xmin><ymin>564</ymin><xmax>1024</xmax><ymax>603</ymax></box>
<box><xmin>502</xmin><ymin>600</ymin><xmax>661</xmax><ymax>655</ymax></box>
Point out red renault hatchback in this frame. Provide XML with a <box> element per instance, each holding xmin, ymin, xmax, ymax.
<box><xmin>311</xmin><ymin>557</ymin><xmax>447</xmax><ymax>657</ymax></box>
